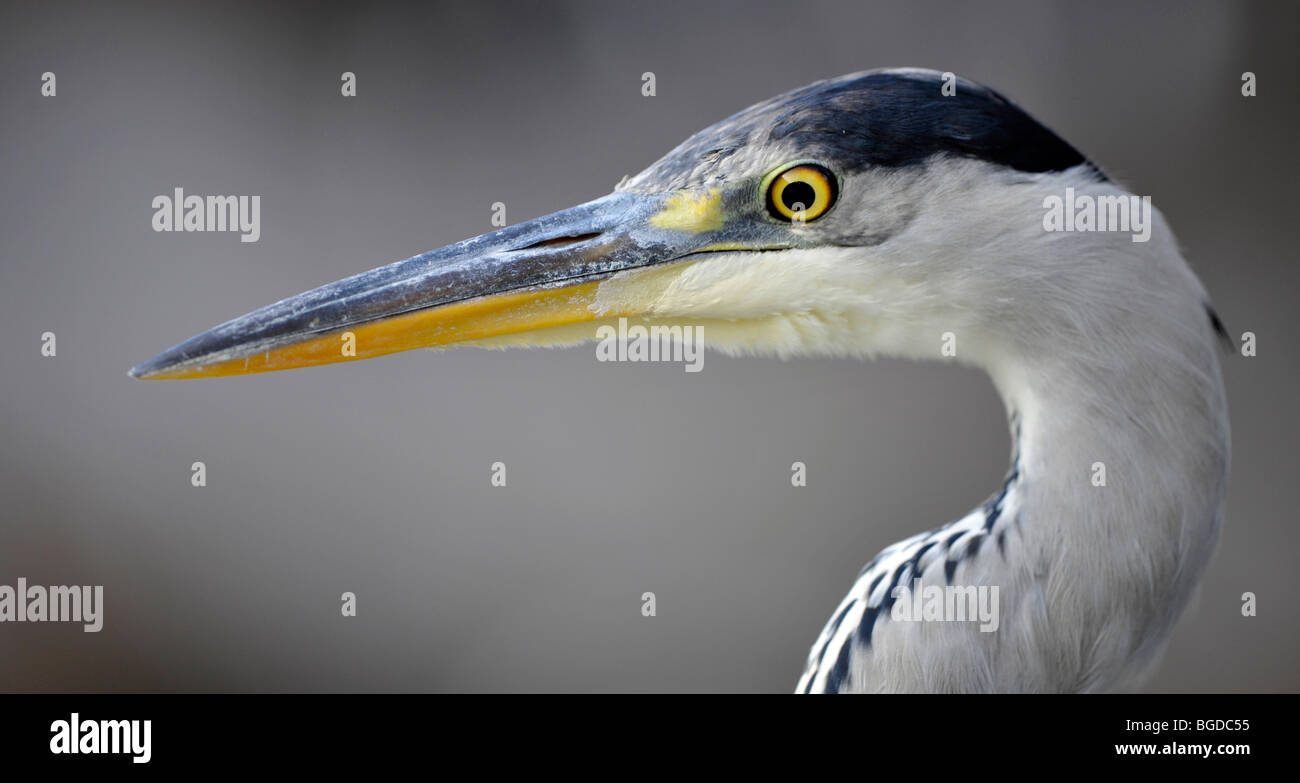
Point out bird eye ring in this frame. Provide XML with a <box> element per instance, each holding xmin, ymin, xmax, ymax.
<box><xmin>765</xmin><ymin>162</ymin><xmax>837</xmax><ymax>222</ymax></box>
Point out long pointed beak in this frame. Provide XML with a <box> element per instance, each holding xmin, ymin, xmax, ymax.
<box><xmin>129</xmin><ymin>189</ymin><xmax>729</xmax><ymax>380</ymax></box>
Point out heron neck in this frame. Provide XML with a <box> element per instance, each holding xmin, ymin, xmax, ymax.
<box><xmin>975</xmin><ymin>328</ymin><xmax>1228</xmax><ymax>686</ymax></box>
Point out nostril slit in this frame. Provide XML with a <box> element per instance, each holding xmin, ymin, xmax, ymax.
<box><xmin>519</xmin><ymin>232</ymin><xmax>601</xmax><ymax>250</ymax></box>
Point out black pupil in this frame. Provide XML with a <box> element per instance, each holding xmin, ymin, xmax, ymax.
<box><xmin>781</xmin><ymin>180</ymin><xmax>817</xmax><ymax>212</ymax></box>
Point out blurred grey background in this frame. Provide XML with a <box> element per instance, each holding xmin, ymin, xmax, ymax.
<box><xmin>1</xmin><ymin>0</ymin><xmax>1295</xmax><ymax>692</ymax></box>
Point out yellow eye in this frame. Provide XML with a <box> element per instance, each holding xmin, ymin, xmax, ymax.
<box><xmin>766</xmin><ymin>163</ymin><xmax>837</xmax><ymax>222</ymax></box>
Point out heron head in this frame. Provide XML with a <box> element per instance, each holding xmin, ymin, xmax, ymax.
<box><xmin>132</xmin><ymin>68</ymin><xmax>1140</xmax><ymax>380</ymax></box>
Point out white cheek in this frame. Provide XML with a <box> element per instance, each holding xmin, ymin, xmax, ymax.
<box><xmin>651</xmin><ymin>248</ymin><xmax>873</xmax><ymax>318</ymax></box>
<box><xmin>585</xmin><ymin>248</ymin><xmax>930</xmax><ymax>360</ymax></box>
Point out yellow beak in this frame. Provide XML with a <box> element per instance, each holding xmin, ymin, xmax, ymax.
<box><xmin>130</xmin><ymin>189</ymin><xmax>736</xmax><ymax>380</ymax></box>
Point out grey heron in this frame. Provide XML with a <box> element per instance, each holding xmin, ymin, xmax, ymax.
<box><xmin>130</xmin><ymin>69</ymin><xmax>1230</xmax><ymax>693</ymax></box>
